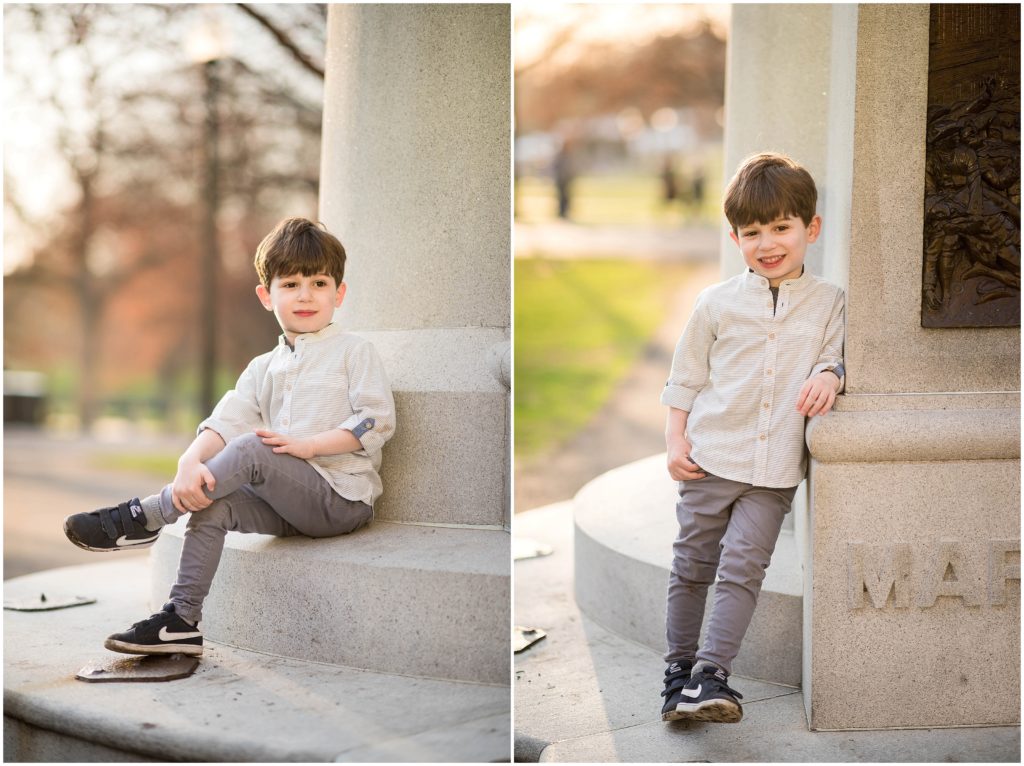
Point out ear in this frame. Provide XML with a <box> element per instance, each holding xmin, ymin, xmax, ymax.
<box><xmin>334</xmin><ymin>281</ymin><xmax>347</xmax><ymax>309</ymax></box>
<box><xmin>728</xmin><ymin>230</ymin><xmax>740</xmax><ymax>248</ymax></box>
<box><xmin>255</xmin><ymin>284</ymin><xmax>273</xmax><ymax>311</ymax></box>
<box><xmin>806</xmin><ymin>215</ymin><xmax>822</xmax><ymax>243</ymax></box>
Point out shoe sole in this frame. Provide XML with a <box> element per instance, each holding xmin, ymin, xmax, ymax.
<box><xmin>63</xmin><ymin>518</ymin><xmax>158</xmax><ymax>552</ymax></box>
<box><xmin>104</xmin><ymin>638</ymin><xmax>203</xmax><ymax>657</ymax></box>
<box><xmin>671</xmin><ymin>699</ymin><xmax>743</xmax><ymax>723</ymax></box>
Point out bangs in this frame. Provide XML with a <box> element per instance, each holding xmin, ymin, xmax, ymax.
<box><xmin>724</xmin><ymin>154</ymin><xmax>817</xmax><ymax>230</ymax></box>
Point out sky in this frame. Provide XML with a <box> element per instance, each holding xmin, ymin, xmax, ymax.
<box><xmin>515</xmin><ymin>2</ymin><xmax>730</xmax><ymax>72</ymax></box>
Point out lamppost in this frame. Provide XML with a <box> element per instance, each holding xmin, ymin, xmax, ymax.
<box><xmin>186</xmin><ymin>13</ymin><xmax>227</xmax><ymax>418</ymax></box>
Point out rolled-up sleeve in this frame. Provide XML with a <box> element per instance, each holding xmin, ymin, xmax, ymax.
<box><xmin>808</xmin><ymin>288</ymin><xmax>846</xmax><ymax>391</ymax></box>
<box><xmin>661</xmin><ymin>291</ymin><xmax>714</xmax><ymax>411</ymax></box>
<box><xmin>197</xmin><ymin>358</ymin><xmax>264</xmax><ymax>442</ymax></box>
<box><xmin>337</xmin><ymin>341</ymin><xmax>395</xmax><ymax>456</ymax></box>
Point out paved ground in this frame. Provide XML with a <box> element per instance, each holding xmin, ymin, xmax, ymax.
<box><xmin>514</xmin><ymin>221</ymin><xmax>720</xmax><ymax>513</ymax></box>
<box><xmin>514</xmin><ymin>501</ymin><xmax>1021</xmax><ymax>763</ymax></box>
<box><xmin>3</xmin><ymin>426</ymin><xmax>191</xmax><ymax>580</ymax></box>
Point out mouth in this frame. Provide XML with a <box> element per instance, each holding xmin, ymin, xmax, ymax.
<box><xmin>293</xmin><ymin>311</ymin><xmax>317</xmax><ymax>318</ymax></box>
<box><xmin>758</xmin><ymin>255</ymin><xmax>786</xmax><ymax>268</ymax></box>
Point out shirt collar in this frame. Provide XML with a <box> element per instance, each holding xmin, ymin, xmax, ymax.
<box><xmin>277</xmin><ymin>321</ymin><xmax>341</xmax><ymax>349</ymax></box>
<box><xmin>743</xmin><ymin>265</ymin><xmax>810</xmax><ymax>291</ymax></box>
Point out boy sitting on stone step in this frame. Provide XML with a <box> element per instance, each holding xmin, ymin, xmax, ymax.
<box><xmin>64</xmin><ymin>217</ymin><xmax>395</xmax><ymax>656</ymax></box>
<box><xmin>659</xmin><ymin>153</ymin><xmax>845</xmax><ymax>723</ymax></box>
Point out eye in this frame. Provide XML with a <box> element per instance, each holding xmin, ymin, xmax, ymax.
<box><xmin>315</xmin><ymin>280</ymin><xmax>328</xmax><ymax>287</ymax></box>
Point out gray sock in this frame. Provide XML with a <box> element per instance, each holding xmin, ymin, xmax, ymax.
<box><xmin>693</xmin><ymin>660</ymin><xmax>726</xmax><ymax>676</ymax></box>
<box><xmin>140</xmin><ymin>494</ymin><xmax>166</xmax><ymax>531</ymax></box>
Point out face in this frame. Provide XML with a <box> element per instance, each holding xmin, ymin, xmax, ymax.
<box><xmin>730</xmin><ymin>215</ymin><xmax>821</xmax><ymax>287</ymax></box>
<box><xmin>256</xmin><ymin>272</ymin><xmax>346</xmax><ymax>341</ymax></box>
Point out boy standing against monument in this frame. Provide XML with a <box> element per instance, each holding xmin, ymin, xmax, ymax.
<box><xmin>659</xmin><ymin>153</ymin><xmax>845</xmax><ymax>723</ymax></box>
<box><xmin>64</xmin><ymin>217</ymin><xmax>395</xmax><ymax>656</ymax></box>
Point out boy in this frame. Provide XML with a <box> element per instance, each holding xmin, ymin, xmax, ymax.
<box><xmin>64</xmin><ymin>217</ymin><xmax>395</xmax><ymax>656</ymax></box>
<box><xmin>659</xmin><ymin>153</ymin><xmax>844</xmax><ymax>723</ymax></box>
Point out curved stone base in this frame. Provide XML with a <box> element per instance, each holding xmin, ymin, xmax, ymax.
<box><xmin>150</xmin><ymin>520</ymin><xmax>509</xmax><ymax>684</ymax></box>
<box><xmin>573</xmin><ymin>454</ymin><xmax>803</xmax><ymax>686</ymax></box>
<box><xmin>4</xmin><ymin>561</ymin><xmax>510</xmax><ymax>762</ymax></box>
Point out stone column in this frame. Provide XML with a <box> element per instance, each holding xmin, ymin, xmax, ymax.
<box><xmin>804</xmin><ymin>5</ymin><xmax>1020</xmax><ymax>730</ymax></box>
<box><xmin>319</xmin><ymin>4</ymin><xmax>511</xmax><ymax>529</ymax></box>
<box><xmin>724</xmin><ymin>3</ymin><xmax>1020</xmax><ymax>730</ymax></box>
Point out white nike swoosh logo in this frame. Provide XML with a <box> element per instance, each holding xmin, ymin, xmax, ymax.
<box><xmin>158</xmin><ymin>627</ymin><xmax>202</xmax><ymax>641</ymax></box>
<box><xmin>680</xmin><ymin>685</ymin><xmax>702</xmax><ymax>699</ymax></box>
<box><xmin>115</xmin><ymin>533</ymin><xmax>159</xmax><ymax>547</ymax></box>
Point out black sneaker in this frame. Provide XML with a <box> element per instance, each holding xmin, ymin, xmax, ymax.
<box><xmin>673</xmin><ymin>665</ymin><xmax>744</xmax><ymax>723</ymax></box>
<box><xmin>64</xmin><ymin>498</ymin><xmax>160</xmax><ymax>552</ymax></box>
<box><xmin>105</xmin><ymin>604</ymin><xmax>203</xmax><ymax>656</ymax></box>
<box><xmin>660</xmin><ymin>660</ymin><xmax>694</xmax><ymax>721</ymax></box>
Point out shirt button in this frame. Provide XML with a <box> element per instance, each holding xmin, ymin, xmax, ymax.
<box><xmin>759</xmin><ymin>434</ymin><xmax>767</xmax><ymax>441</ymax></box>
<box><xmin>766</xmin><ymin>369</ymin><xmax>773</xmax><ymax>375</ymax></box>
<box><xmin>282</xmin><ymin>419</ymin><xmax>289</xmax><ymax>426</ymax></box>
<box><xmin>763</xmin><ymin>402</ymin><xmax>770</xmax><ymax>409</ymax></box>
<box><xmin>768</xmin><ymin>333</ymin><xmax>776</xmax><ymax>340</ymax></box>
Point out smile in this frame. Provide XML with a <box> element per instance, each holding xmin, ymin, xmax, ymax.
<box><xmin>758</xmin><ymin>255</ymin><xmax>786</xmax><ymax>267</ymax></box>
<box><xmin>294</xmin><ymin>311</ymin><xmax>317</xmax><ymax>317</ymax></box>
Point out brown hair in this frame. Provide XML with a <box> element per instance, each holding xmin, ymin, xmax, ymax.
<box><xmin>723</xmin><ymin>152</ymin><xmax>818</xmax><ymax>231</ymax></box>
<box><xmin>254</xmin><ymin>217</ymin><xmax>347</xmax><ymax>288</ymax></box>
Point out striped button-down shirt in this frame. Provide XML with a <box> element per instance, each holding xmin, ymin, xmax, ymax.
<box><xmin>661</xmin><ymin>269</ymin><xmax>845</xmax><ymax>488</ymax></box>
<box><xmin>199</xmin><ymin>323</ymin><xmax>395</xmax><ymax>506</ymax></box>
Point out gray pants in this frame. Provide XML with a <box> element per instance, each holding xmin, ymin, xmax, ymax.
<box><xmin>156</xmin><ymin>432</ymin><xmax>372</xmax><ymax>624</ymax></box>
<box><xmin>665</xmin><ymin>473</ymin><xmax>797</xmax><ymax>673</ymax></box>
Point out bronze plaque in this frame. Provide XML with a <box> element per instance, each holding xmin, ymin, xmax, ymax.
<box><xmin>922</xmin><ymin>4</ymin><xmax>1020</xmax><ymax>328</ymax></box>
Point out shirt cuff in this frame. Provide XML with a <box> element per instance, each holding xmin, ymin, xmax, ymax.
<box><xmin>197</xmin><ymin>418</ymin><xmax>244</xmax><ymax>443</ymax></box>
<box><xmin>811</xmin><ymin>363</ymin><xmax>846</xmax><ymax>393</ymax></box>
<box><xmin>339</xmin><ymin>414</ymin><xmax>385</xmax><ymax>454</ymax></box>
<box><xmin>661</xmin><ymin>385</ymin><xmax>699</xmax><ymax>411</ymax></box>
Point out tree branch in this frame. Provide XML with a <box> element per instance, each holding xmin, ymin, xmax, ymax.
<box><xmin>236</xmin><ymin>4</ymin><xmax>324</xmax><ymax>79</ymax></box>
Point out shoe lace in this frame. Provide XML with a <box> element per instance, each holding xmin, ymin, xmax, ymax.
<box><xmin>128</xmin><ymin>611</ymin><xmax>169</xmax><ymax>631</ymax></box>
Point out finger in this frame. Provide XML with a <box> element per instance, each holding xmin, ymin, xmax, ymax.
<box><xmin>171</xmin><ymin>492</ymin><xmax>186</xmax><ymax>514</ymax></box>
<box><xmin>202</xmin><ymin>467</ymin><xmax>216</xmax><ymax>492</ymax></box>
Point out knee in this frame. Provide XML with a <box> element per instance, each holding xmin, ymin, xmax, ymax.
<box><xmin>671</xmin><ymin>558</ymin><xmax>718</xmax><ymax>587</ymax></box>
<box><xmin>230</xmin><ymin>431</ymin><xmax>267</xmax><ymax>455</ymax></box>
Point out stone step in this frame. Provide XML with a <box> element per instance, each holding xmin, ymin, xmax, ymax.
<box><xmin>514</xmin><ymin>500</ymin><xmax>1020</xmax><ymax>762</ymax></box>
<box><xmin>4</xmin><ymin>561</ymin><xmax>510</xmax><ymax>763</ymax></box>
<box><xmin>573</xmin><ymin>454</ymin><xmax>803</xmax><ymax>685</ymax></box>
<box><xmin>150</xmin><ymin>519</ymin><xmax>509</xmax><ymax>684</ymax></box>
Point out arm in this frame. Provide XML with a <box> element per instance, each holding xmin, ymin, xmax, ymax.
<box><xmin>254</xmin><ymin>426</ymin><xmax>362</xmax><ymax>460</ymax></box>
<box><xmin>258</xmin><ymin>339</ymin><xmax>396</xmax><ymax>460</ymax></box>
<box><xmin>797</xmin><ymin>288</ymin><xmax>846</xmax><ymax>418</ymax></box>
<box><xmin>171</xmin><ymin>428</ymin><xmax>226</xmax><ymax>513</ymax></box>
<box><xmin>665</xmin><ymin>407</ymin><xmax>707</xmax><ymax>481</ymax></box>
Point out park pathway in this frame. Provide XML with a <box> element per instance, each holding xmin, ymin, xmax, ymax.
<box><xmin>3</xmin><ymin>427</ymin><xmax>190</xmax><ymax>579</ymax></box>
<box><xmin>514</xmin><ymin>221</ymin><xmax>720</xmax><ymax>512</ymax></box>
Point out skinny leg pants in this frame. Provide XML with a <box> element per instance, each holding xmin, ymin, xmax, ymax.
<box><xmin>155</xmin><ymin>432</ymin><xmax>372</xmax><ymax>624</ymax></box>
<box><xmin>664</xmin><ymin>473</ymin><xmax>797</xmax><ymax>673</ymax></box>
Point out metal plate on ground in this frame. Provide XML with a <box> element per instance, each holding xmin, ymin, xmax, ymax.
<box><xmin>513</xmin><ymin>538</ymin><xmax>553</xmax><ymax>561</ymax></box>
<box><xmin>4</xmin><ymin>593</ymin><xmax>96</xmax><ymax>612</ymax></box>
<box><xmin>514</xmin><ymin>626</ymin><xmax>547</xmax><ymax>653</ymax></box>
<box><xmin>76</xmin><ymin>654</ymin><xmax>200</xmax><ymax>683</ymax></box>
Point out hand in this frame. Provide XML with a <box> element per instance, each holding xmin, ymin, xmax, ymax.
<box><xmin>254</xmin><ymin>429</ymin><xmax>317</xmax><ymax>460</ymax></box>
<box><xmin>796</xmin><ymin>371</ymin><xmax>840</xmax><ymax>417</ymax></box>
<box><xmin>666</xmin><ymin>435</ymin><xmax>706</xmax><ymax>481</ymax></box>
<box><xmin>171</xmin><ymin>458</ymin><xmax>216</xmax><ymax>513</ymax></box>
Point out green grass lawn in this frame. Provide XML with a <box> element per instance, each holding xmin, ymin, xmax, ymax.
<box><xmin>515</xmin><ymin>171</ymin><xmax>721</xmax><ymax>227</ymax></box>
<box><xmin>515</xmin><ymin>257</ymin><xmax>696</xmax><ymax>459</ymax></box>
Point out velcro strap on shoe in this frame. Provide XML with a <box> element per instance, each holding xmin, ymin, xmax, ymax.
<box><xmin>117</xmin><ymin>502</ymin><xmax>141</xmax><ymax>536</ymax></box>
<box><xmin>98</xmin><ymin>508</ymin><xmax>119</xmax><ymax>539</ymax></box>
